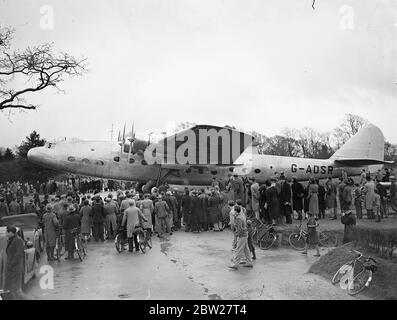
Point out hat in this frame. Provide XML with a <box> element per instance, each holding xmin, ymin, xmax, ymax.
<box><xmin>228</xmin><ymin>200</ymin><xmax>235</xmax><ymax>206</ymax></box>
<box><xmin>45</xmin><ymin>204</ymin><xmax>53</xmax><ymax>212</ymax></box>
<box><xmin>105</xmin><ymin>198</ymin><xmax>111</xmax><ymax>202</ymax></box>
<box><xmin>67</xmin><ymin>205</ymin><xmax>76</xmax><ymax>212</ymax></box>
<box><xmin>67</xmin><ymin>196</ymin><xmax>73</xmax><ymax>201</ymax></box>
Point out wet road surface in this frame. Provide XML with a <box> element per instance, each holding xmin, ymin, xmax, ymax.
<box><xmin>26</xmin><ymin>230</ymin><xmax>365</xmax><ymax>300</ymax></box>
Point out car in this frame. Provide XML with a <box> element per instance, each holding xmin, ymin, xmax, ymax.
<box><xmin>0</xmin><ymin>214</ymin><xmax>44</xmax><ymax>290</ymax></box>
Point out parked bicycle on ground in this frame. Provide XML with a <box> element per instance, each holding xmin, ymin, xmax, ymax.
<box><xmin>288</xmin><ymin>221</ymin><xmax>337</xmax><ymax>250</ymax></box>
<box><xmin>332</xmin><ymin>249</ymin><xmax>377</xmax><ymax>295</ymax></box>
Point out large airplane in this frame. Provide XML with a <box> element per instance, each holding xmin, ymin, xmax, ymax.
<box><xmin>27</xmin><ymin>123</ymin><xmax>393</xmax><ymax>192</ymax></box>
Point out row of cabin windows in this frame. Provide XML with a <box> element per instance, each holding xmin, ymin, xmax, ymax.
<box><xmin>67</xmin><ymin>156</ymin><xmax>266</xmax><ymax>174</ymax></box>
<box><xmin>68</xmin><ymin>156</ymin><xmax>147</xmax><ymax>166</ymax></box>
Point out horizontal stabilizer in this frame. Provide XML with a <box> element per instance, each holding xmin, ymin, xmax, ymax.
<box><xmin>334</xmin><ymin>159</ymin><xmax>394</xmax><ymax>167</ymax></box>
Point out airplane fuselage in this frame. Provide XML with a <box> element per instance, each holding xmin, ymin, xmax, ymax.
<box><xmin>28</xmin><ymin>140</ymin><xmax>377</xmax><ymax>185</ymax></box>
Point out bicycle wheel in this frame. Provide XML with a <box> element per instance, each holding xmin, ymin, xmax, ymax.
<box><xmin>289</xmin><ymin>233</ymin><xmax>306</xmax><ymax>251</ymax></box>
<box><xmin>139</xmin><ymin>242</ymin><xmax>146</xmax><ymax>253</ymax></box>
<box><xmin>331</xmin><ymin>263</ymin><xmax>353</xmax><ymax>285</ymax></box>
<box><xmin>115</xmin><ymin>234</ymin><xmax>123</xmax><ymax>253</ymax></box>
<box><xmin>146</xmin><ymin>235</ymin><xmax>152</xmax><ymax>249</ymax></box>
<box><xmin>348</xmin><ymin>269</ymin><xmax>372</xmax><ymax>295</ymax></box>
<box><xmin>319</xmin><ymin>231</ymin><xmax>338</xmax><ymax>247</ymax></box>
<box><xmin>75</xmin><ymin>239</ymin><xmax>83</xmax><ymax>262</ymax></box>
<box><xmin>258</xmin><ymin>232</ymin><xmax>277</xmax><ymax>250</ymax></box>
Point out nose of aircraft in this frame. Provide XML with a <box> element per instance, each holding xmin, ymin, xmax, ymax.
<box><xmin>27</xmin><ymin>147</ymin><xmax>43</xmax><ymax>164</ymax></box>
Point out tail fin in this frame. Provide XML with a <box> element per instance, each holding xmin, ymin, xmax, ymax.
<box><xmin>330</xmin><ymin>123</ymin><xmax>393</xmax><ymax>166</ymax></box>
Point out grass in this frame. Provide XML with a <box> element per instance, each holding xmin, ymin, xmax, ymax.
<box><xmin>309</xmin><ymin>243</ymin><xmax>397</xmax><ymax>300</ymax></box>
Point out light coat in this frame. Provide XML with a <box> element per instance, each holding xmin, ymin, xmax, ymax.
<box><xmin>122</xmin><ymin>206</ymin><xmax>147</xmax><ymax>238</ymax></box>
<box><xmin>42</xmin><ymin>211</ymin><xmax>59</xmax><ymax>247</ymax></box>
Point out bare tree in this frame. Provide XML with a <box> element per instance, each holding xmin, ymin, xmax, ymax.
<box><xmin>0</xmin><ymin>26</ymin><xmax>87</xmax><ymax>111</ymax></box>
<box><xmin>333</xmin><ymin>113</ymin><xmax>367</xmax><ymax>148</ymax></box>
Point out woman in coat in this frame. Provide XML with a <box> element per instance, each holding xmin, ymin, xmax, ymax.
<box><xmin>140</xmin><ymin>194</ymin><xmax>154</xmax><ymax>232</ymax></box>
<box><xmin>208</xmin><ymin>190</ymin><xmax>223</xmax><ymax>231</ymax></box>
<box><xmin>363</xmin><ymin>176</ymin><xmax>375</xmax><ymax>219</ymax></box>
<box><xmin>307</xmin><ymin>178</ymin><xmax>319</xmax><ymax>218</ymax></box>
<box><xmin>325</xmin><ymin>178</ymin><xmax>337</xmax><ymax>219</ymax></box>
<box><xmin>42</xmin><ymin>205</ymin><xmax>59</xmax><ymax>261</ymax></box>
<box><xmin>79</xmin><ymin>200</ymin><xmax>92</xmax><ymax>240</ymax></box>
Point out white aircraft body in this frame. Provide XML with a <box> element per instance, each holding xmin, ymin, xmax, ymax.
<box><xmin>27</xmin><ymin>124</ymin><xmax>393</xmax><ymax>191</ymax></box>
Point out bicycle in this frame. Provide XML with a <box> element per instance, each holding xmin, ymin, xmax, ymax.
<box><xmin>251</xmin><ymin>218</ymin><xmax>278</xmax><ymax>250</ymax></box>
<box><xmin>115</xmin><ymin>225</ymin><xmax>128</xmax><ymax>253</ymax></box>
<box><xmin>54</xmin><ymin>229</ymin><xmax>66</xmax><ymax>262</ymax></box>
<box><xmin>288</xmin><ymin>222</ymin><xmax>338</xmax><ymax>250</ymax></box>
<box><xmin>135</xmin><ymin>226</ymin><xmax>152</xmax><ymax>254</ymax></box>
<box><xmin>332</xmin><ymin>249</ymin><xmax>377</xmax><ymax>295</ymax></box>
<box><xmin>71</xmin><ymin>228</ymin><xmax>87</xmax><ymax>262</ymax></box>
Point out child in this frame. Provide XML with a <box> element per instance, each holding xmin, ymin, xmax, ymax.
<box><xmin>341</xmin><ymin>210</ymin><xmax>356</xmax><ymax>244</ymax></box>
<box><xmin>301</xmin><ymin>212</ymin><xmax>320</xmax><ymax>257</ymax></box>
<box><xmin>353</xmin><ymin>184</ymin><xmax>362</xmax><ymax>219</ymax></box>
<box><xmin>373</xmin><ymin>189</ymin><xmax>381</xmax><ymax>222</ymax></box>
<box><xmin>246</xmin><ymin>220</ymin><xmax>256</xmax><ymax>260</ymax></box>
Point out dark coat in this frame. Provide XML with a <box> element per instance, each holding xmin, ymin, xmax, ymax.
<box><xmin>91</xmin><ymin>203</ymin><xmax>106</xmax><ymax>223</ymax></box>
<box><xmin>318</xmin><ymin>184</ymin><xmax>326</xmax><ymax>211</ymax></box>
<box><xmin>181</xmin><ymin>194</ymin><xmax>192</xmax><ymax>225</ymax></box>
<box><xmin>208</xmin><ymin>194</ymin><xmax>222</xmax><ymax>225</ymax></box>
<box><xmin>341</xmin><ymin>213</ymin><xmax>356</xmax><ymax>244</ymax></box>
<box><xmin>64</xmin><ymin>212</ymin><xmax>81</xmax><ymax>252</ymax></box>
<box><xmin>265</xmin><ymin>186</ymin><xmax>280</xmax><ymax>220</ymax></box>
<box><xmin>279</xmin><ymin>181</ymin><xmax>292</xmax><ymax>205</ymax></box>
<box><xmin>5</xmin><ymin>235</ymin><xmax>25</xmax><ymax>292</ymax></box>
<box><xmin>190</xmin><ymin>196</ymin><xmax>203</xmax><ymax>224</ymax></box>
<box><xmin>291</xmin><ymin>181</ymin><xmax>304</xmax><ymax>211</ymax></box>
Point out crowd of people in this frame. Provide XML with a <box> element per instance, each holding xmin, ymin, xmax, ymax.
<box><xmin>1</xmin><ymin>167</ymin><xmax>397</xmax><ymax>298</ymax></box>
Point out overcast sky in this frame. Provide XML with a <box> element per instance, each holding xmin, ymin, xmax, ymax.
<box><xmin>0</xmin><ymin>0</ymin><xmax>396</xmax><ymax>148</ymax></box>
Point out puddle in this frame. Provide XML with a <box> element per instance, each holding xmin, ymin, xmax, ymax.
<box><xmin>118</xmin><ymin>293</ymin><xmax>130</xmax><ymax>299</ymax></box>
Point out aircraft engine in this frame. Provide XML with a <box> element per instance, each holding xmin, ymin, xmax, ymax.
<box><xmin>142</xmin><ymin>180</ymin><xmax>157</xmax><ymax>194</ymax></box>
<box><xmin>131</xmin><ymin>139</ymin><xmax>149</xmax><ymax>155</ymax></box>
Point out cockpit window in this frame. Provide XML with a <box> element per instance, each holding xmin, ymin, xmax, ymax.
<box><xmin>123</xmin><ymin>144</ymin><xmax>130</xmax><ymax>153</ymax></box>
<box><xmin>82</xmin><ymin>158</ymin><xmax>90</xmax><ymax>164</ymax></box>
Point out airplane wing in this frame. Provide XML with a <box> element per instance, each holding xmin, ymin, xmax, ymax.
<box><xmin>155</xmin><ymin>125</ymin><xmax>254</xmax><ymax>166</ymax></box>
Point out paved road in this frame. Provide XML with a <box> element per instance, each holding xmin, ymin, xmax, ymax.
<box><xmin>25</xmin><ymin>230</ymin><xmax>365</xmax><ymax>300</ymax></box>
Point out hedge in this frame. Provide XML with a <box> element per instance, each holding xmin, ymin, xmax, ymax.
<box><xmin>353</xmin><ymin>226</ymin><xmax>397</xmax><ymax>260</ymax></box>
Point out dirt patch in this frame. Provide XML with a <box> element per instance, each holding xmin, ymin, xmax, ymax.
<box><xmin>309</xmin><ymin>243</ymin><xmax>397</xmax><ymax>300</ymax></box>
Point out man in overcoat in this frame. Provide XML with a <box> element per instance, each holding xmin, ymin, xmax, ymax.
<box><xmin>4</xmin><ymin>226</ymin><xmax>25</xmax><ymax>300</ymax></box>
<box><xmin>42</xmin><ymin>205</ymin><xmax>59</xmax><ymax>261</ymax></box>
